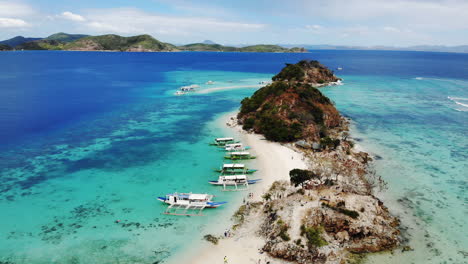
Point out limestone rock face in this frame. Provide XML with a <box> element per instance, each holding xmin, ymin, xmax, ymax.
<box><xmin>233</xmin><ymin>133</ymin><xmax>400</xmax><ymax>264</ymax></box>
<box><xmin>263</xmin><ymin>241</ymin><xmax>318</xmax><ymax>263</ymax></box>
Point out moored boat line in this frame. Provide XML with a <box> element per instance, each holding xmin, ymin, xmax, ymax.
<box><xmin>158</xmin><ymin>136</ymin><xmax>258</xmax><ymax>215</ymax></box>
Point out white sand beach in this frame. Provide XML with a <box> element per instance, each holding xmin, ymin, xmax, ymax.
<box><xmin>167</xmin><ymin>113</ymin><xmax>308</xmax><ymax>264</ymax></box>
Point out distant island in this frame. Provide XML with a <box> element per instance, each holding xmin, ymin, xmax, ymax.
<box><xmin>0</xmin><ymin>33</ymin><xmax>307</xmax><ymax>53</ymax></box>
<box><xmin>280</xmin><ymin>44</ymin><xmax>468</xmax><ymax>54</ymax></box>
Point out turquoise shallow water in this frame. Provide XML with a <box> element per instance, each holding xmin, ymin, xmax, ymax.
<box><xmin>0</xmin><ymin>63</ymin><xmax>270</xmax><ymax>263</ymax></box>
<box><xmin>322</xmin><ymin>76</ymin><xmax>467</xmax><ymax>263</ymax></box>
<box><xmin>0</xmin><ymin>51</ymin><xmax>467</xmax><ymax>263</ymax></box>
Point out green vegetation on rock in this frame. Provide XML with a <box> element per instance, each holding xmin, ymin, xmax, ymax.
<box><xmin>289</xmin><ymin>169</ymin><xmax>320</xmax><ymax>187</ymax></box>
<box><xmin>179</xmin><ymin>43</ymin><xmax>238</xmax><ymax>52</ymax></box>
<box><xmin>16</xmin><ymin>40</ymin><xmax>66</xmax><ymax>50</ymax></box>
<box><xmin>0</xmin><ymin>44</ymin><xmax>12</xmax><ymax>51</ymax></box>
<box><xmin>179</xmin><ymin>43</ymin><xmax>306</xmax><ymax>52</ymax></box>
<box><xmin>277</xmin><ymin>219</ymin><xmax>291</xmax><ymax>241</ymax></box>
<box><xmin>0</xmin><ymin>36</ymin><xmax>41</xmax><ymax>47</ymax></box>
<box><xmin>238</xmin><ymin>60</ymin><xmax>341</xmax><ymax>142</ymax></box>
<box><xmin>272</xmin><ymin>63</ymin><xmax>305</xmax><ymax>81</ymax></box>
<box><xmin>203</xmin><ymin>234</ymin><xmax>219</xmax><ymax>245</ymax></box>
<box><xmin>44</xmin><ymin>32</ymin><xmax>89</xmax><ymax>42</ymax></box>
<box><xmin>322</xmin><ymin>203</ymin><xmax>360</xmax><ymax>219</ymax></box>
<box><xmin>1</xmin><ymin>32</ymin><xmax>307</xmax><ymax>52</ymax></box>
<box><xmin>239</xmin><ymin>44</ymin><xmax>298</xmax><ymax>53</ymax></box>
<box><xmin>64</xmin><ymin>34</ymin><xmax>178</xmax><ymax>51</ymax></box>
<box><xmin>300</xmin><ymin>225</ymin><xmax>328</xmax><ymax>248</ymax></box>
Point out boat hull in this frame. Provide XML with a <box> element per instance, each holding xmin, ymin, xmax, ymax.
<box><xmin>224</xmin><ymin>156</ymin><xmax>256</xmax><ymax>160</ymax></box>
<box><xmin>209</xmin><ymin>140</ymin><xmax>240</xmax><ymax>146</ymax></box>
<box><xmin>156</xmin><ymin>197</ymin><xmax>226</xmax><ymax>208</ymax></box>
<box><xmin>208</xmin><ymin>179</ymin><xmax>261</xmax><ymax>185</ymax></box>
<box><xmin>213</xmin><ymin>169</ymin><xmax>257</xmax><ymax>174</ymax></box>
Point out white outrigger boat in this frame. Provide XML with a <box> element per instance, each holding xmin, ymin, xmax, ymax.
<box><xmin>223</xmin><ymin>143</ymin><xmax>251</xmax><ymax>151</ymax></box>
<box><xmin>180</xmin><ymin>84</ymin><xmax>199</xmax><ymax>92</ymax></box>
<box><xmin>209</xmin><ymin>137</ymin><xmax>239</xmax><ymax>146</ymax></box>
<box><xmin>175</xmin><ymin>84</ymin><xmax>199</xmax><ymax>95</ymax></box>
<box><xmin>209</xmin><ymin>175</ymin><xmax>261</xmax><ymax>191</ymax></box>
<box><xmin>214</xmin><ymin>163</ymin><xmax>257</xmax><ymax>174</ymax></box>
<box><xmin>224</xmin><ymin>151</ymin><xmax>256</xmax><ymax>160</ymax></box>
<box><xmin>157</xmin><ymin>192</ymin><xmax>227</xmax><ymax>216</ymax></box>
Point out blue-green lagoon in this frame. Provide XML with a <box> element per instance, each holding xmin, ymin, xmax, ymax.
<box><xmin>0</xmin><ymin>51</ymin><xmax>466</xmax><ymax>263</ymax></box>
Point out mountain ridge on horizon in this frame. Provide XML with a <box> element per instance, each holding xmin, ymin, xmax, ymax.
<box><xmin>0</xmin><ymin>33</ymin><xmax>306</xmax><ymax>53</ymax></box>
<box><xmin>1</xmin><ymin>33</ymin><xmax>467</xmax><ymax>53</ymax></box>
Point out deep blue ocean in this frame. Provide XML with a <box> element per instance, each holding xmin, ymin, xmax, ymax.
<box><xmin>0</xmin><ymin>50</ymin><xmax>466</xmax><ymax>263</ymax></box>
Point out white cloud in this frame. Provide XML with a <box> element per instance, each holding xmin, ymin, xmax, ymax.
<box><xmin>297</xmin><ymin>0</ymin><xmax>468</xmax><ymax>31</ymax></box>
<box><xmin>0</xmin><ymin>1</ymin><xmax>34</xmax><ymax>17</ymax></box>
<box><xmin>306</xmin><ymin>24</ymin><xmax>322</xmax><ymax>30</ymax></box>
<box><xmin>82</xmin><ymin>8</ymin><xmax>265</xmax><ymax>36</ymax></box>
<box><xmin>0</xmin><ymin>17</ymin><xmax>29</xmax><ymax>28</ymax></box>
<box><xmin>342</xmin><ymin>26</ymin><xmax>370</xmax><ymax>36</ymax></box>
<box><xmin>383</xmin><ymin>26</ymin><xmax>400</xmax><ymax>33</ymax></box>
<box><xmin>60</xmin><ymin>11</ymin><xmax>86</xmax><ymax>22</ymax></box>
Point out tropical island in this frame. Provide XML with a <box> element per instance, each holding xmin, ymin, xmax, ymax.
<box><xmin>0</xmin><ymin>33</ymin><xmax>307</xmax><ymax>53</ymax></box>
<box><xmin>176</xmin><ymin>61</ymin><xmax>401</xmax><ymax>264</ymax></box>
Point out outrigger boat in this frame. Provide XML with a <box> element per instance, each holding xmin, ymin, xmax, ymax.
<box><xmin>223</xmin><ymin>143</ymin><xmax>251</xmax><ymax>151</ymax></box>
<box><xmin>224</xmin><ymin>151</ymin><xmax>256</xmax><ymax>160</ymax></box>
<box><xmin>209</xmin><ymin>137</ymin><xmax>239</xmax><ymax>146</ymax></box>
<box><xmin>214</xmin><ymin>163</ymin><xmax>257</xmax><ymax>174</ymax></box>
<box><xmin>180</xmin><ymin>84</ymin><xmax>199</xmax><ymax>92</ymax></box>
<box><xmin>157</xmin><ymin>192</ymin><xmax>227</xmax><ymax>216</ymax></box>
<box><xmin>209</xmin><ymin>175</ymin><xmax>261</xmax><ymax>191</ymax></box>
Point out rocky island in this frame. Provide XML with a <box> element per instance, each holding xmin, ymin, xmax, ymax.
<box><xmin>0</xmin><ymin>33</ymin><xmax>307</xmax><ymax>53</ymax></box>
<box><xmin>180</xmin><ymin>61</ymin><xmax>401</xmax><ymax>264</ymax></box>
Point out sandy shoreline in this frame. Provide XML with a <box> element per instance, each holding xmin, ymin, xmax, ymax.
<box><xmin>166</xmin><ymin>112</ymin><xmax>307</xmax><ymax>264</ymax></box>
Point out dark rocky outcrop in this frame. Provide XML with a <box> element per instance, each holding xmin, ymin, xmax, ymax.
<box><xmin>237</xmin><ymin>60</ymin><xmax>341</xmax><ymax>142</ymax></box>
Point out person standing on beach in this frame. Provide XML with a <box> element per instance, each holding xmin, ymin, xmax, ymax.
<box><xmin>224</xmin><ymin>256</ymin><xmax>228</xmax><ymax>263</ymax></box>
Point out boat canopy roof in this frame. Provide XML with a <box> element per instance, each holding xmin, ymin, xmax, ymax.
<box><xmin>223</xmin><ymin>164</ymin><xmax>245</xmax><ymax>169</ymax></box>
<box><xmin>216</xmin><ymin>137</ymin><xmax>234</xmax><ymax>142</ymax></box>
<box><xmin>189</xmin><ymin>194</ymin><xmax>210</xmax><ymax>200</ymax></box>
<box><xmin>221</xmin><ymin>175</ymin><xmax>247</xmax><ymax>180</ymax></box>
<box><xmin>225</xmin><ymin>143</ymin><xmax>242</xmax><ymax>147</ymax></box>
<box><xmin>230</xmin><ymin>151</ymin><xmax>250</xmax><ymax>155</ymax></box>
<box><xmin>170</xmin><ymin>193</ymin><xmax>211</xmax><ymax>200</ymax></box>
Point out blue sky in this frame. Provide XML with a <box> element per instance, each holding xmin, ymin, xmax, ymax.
<box><xmin>1</xmin><ymin>0</ymin><xmax>467</xmax><ymax>46</ymax></box>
